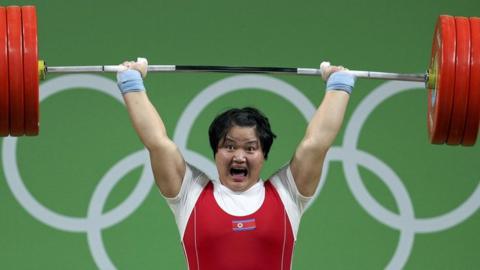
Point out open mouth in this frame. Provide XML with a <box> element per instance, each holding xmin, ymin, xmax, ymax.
<box><xmin>230</xmin><ymin>167</ymin><xmax>248</xmax><ymax>179</ymax></box>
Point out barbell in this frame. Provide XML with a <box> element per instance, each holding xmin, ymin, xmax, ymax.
<box><xmin>0</xmin><ymin>6</ymin><xmax>479</xmax><ymax>146</ymax></box>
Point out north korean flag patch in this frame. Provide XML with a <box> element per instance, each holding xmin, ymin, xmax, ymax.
<box><xmin>232</xmin><ymin>218</ymin><xmax>256</xmax><ymax>232</ymax></box>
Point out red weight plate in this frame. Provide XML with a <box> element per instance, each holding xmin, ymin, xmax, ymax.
<box><xmin>446</xmin><ymin>17</ymin><xmax>471</xmax><ymax>145</ymax></box>
<box><xmin>0</xmin><ymin>7</ymin><xmax>9</xmax><ymax>136</ymax></box>
<box><xmin>22</xmin><ymin>6</ymin><xmax>39</xmax><ymax>136</ymax></box>
<box><xmin>6</xmin><ymin>6</ymin><xmax>24</xmax><ymax>136</ymax></box>
<box><xmin>428</xmin><ymin>15</ymin><xmax>456</xmax><ymax>144</ymax></box>
<box><xmin>462</xmin><ymin>17</ymin><xmax>480</xmax><ymax>146</ymax></box>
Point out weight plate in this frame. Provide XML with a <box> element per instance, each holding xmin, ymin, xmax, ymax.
<box><xmin>427</xmin><ymin>15</ymin><xmax>456</xmax><ymax>144</ymax></box>
<box><xmin>22</xmin><ymin>6</ymin><xmax>39</xmax><ymax>136</ymax></box>
<box><xmin>7</xmin><ymin>6</ymin><xmax>25</xmax><ymax>136</ymax></box>
<box><xmin>0</xmin><ymin>7</ymin><xmax>9</xmax><ymax>136</ymax></box>
<box><xmin>446</xmin><ymin>17</ymin><xmax>471</xmax><ymax>145</ymax></box>
<box><xmin>462</xmin><ymin>17</ymin><xmax>480</xmax><ymax>146</ymax></box>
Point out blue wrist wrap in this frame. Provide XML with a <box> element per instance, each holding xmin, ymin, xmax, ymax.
<box><xmin>326</xmin><ymin>71</ymin><xmax>356</xmax><ymax>94</ymax></box>
<box><xmin>117</xmin><ymin>69</ymin><xmax>145</xmax><ymax>94</ymax></box>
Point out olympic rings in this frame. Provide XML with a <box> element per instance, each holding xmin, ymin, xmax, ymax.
<box><xmin>2</xmin><ymin>75</ymin><xmax>479</xmax><ymax>269</ymax></box>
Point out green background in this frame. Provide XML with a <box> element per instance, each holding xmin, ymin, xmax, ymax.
<box><xmin>1</xmin><ymin>0</ymin><xmax>480</xmax><ymax>269</ymax></box>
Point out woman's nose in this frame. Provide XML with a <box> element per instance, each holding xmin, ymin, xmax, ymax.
<box><xmin>233</xmin><ymin>151</ymin><xmax>246</xmax><ymax>162</ymax></box>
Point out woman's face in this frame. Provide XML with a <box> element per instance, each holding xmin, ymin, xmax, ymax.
<box><xmin>215</xmin><ymin>125</ymin><xmax>265</xmax><ymax>192</ymax></box>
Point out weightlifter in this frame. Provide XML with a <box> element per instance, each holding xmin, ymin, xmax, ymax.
<box><xmin>116</xmin><ymin>58</ymin><xmax>356</xmax><ymax>269</ymax></box>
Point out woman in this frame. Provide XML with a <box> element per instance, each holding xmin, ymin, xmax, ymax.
<box><xmin>117</xmin><ymin>58</ymin><xmax>355</xmax><ymax>269</ymax></box>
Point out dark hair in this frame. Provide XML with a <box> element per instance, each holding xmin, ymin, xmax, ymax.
<box><xmin>208</xmin><ymin>107</ymin><xmax>277</xmax><ymax>159</ymax></box>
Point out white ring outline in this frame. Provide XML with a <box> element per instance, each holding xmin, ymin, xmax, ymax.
<box><xmin>340</xmin><ymin>80</ymin><xmax>480</xmax><ymax>269</ymax></box>
<box><xmin>343</xmin><ymin>81</ymin><xmax>480</xmax><ymax>232</ymax></box>
<box><xmin>2</xmin><ymin>75</ymin><xmax>155</xmax><ymax>270</ymax></box>
<box><xmin>173</xmin><ymin>75</ymin><xmax>318</xmax><ymax>181</ymax></box>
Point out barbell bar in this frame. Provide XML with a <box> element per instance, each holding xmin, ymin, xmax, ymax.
<box><xmin>44</xmin><ymin>64</ymin><xmax>427</xmax><ymax>82</ymax></box>
<box><xmin>0</xmin><ymin>6</ymin><xmax>479</xmax><ymax>146</ymax></box>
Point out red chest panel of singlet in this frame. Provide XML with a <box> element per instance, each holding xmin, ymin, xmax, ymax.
<box><xmin>182</xmin><ymin>181</ymin><xmax>295</xmax><ymax>270</ymax></box>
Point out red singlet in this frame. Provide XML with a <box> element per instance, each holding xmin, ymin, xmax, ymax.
<box><xmin>182</xmin><ymin>181</ymin><xmax>295</xmax><ymax>270</ymax></box>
